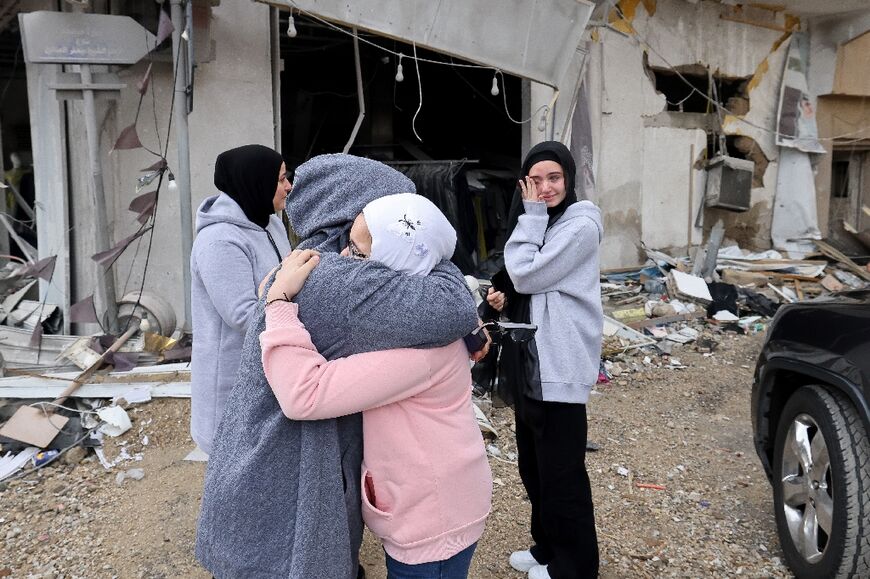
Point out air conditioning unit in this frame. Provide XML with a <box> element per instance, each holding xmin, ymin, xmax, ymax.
<box><xmin>704</xmin><ymin>155</ymin><xmax>754</xmax><ymax>212</ymax></box>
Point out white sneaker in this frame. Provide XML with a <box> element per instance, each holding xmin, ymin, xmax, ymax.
<box><xmin>509</xmin><ymin>549</ymin><xmax>540</xmax><ymax>572</ymax></box>
<box><xmin>528</xmin><ymin>565</ymin><xmax>552</xmax><ymax>579</ymax></box>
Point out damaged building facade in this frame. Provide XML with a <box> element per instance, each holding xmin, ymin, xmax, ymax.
<box><xmin>1</xmin><ymin>0</ymin><xmax>869</xmax><ymax>335</ymax></box>
<box><xmin>565</xmin><ymin>0</ymin><xmax>870</xmax><ymax>268</ymax></box>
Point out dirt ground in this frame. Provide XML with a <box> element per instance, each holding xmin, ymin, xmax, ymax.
<box><xmin>0</xmin><ymin>329</ymin><xmax>790</xmax><ymax>578</ymax></box>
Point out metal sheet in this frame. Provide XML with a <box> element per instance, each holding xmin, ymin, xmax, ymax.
<box><xmin>19</xmin><ymin>11</ymin><xmax>157</xmax><ymax>65</ymax></box>
<box><xmin>261</xmin><ymin>0</ymin><xmax>593</xmax><ymax>89</ymax></box>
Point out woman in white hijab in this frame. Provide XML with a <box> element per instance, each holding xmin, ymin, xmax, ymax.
<box><xmin>261</xmin><ymin>194</ymin><xmax>492</xmax><ymax>579</ymax></box>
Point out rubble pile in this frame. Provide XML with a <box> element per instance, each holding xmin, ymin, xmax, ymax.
<box><xmin>596</xmin><ymin>238</ymin><xmax>869</xmax><ymax>383</ymax></box>
<box><xmin>0</xmin><ymin>260</ymin><xmax>193</xmax><ymax>486</ymax></box>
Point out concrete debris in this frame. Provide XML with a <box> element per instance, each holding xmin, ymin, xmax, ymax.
<box><xmin>115</xmin><ymin>468</ymin><xmax>145</xmax><ymax>485</ymax></box>
<box><xmin>97</xmin><ymin>406</ymin><xmax>132</xmax><ymax>437</ymax></box>
<box><xmin>820</xmin><ymin>274</ymin><xmax>845</xmax><ymax>293</ymax></box>
<box><xmin>598</xmin><ymin>238</ymin><xmax>866</xmax><ymax>378</ymax></box>
<box><xmin>668</xmin><ymin>270</ymin><xmax>713</xmax><ymax>304</ymax></box>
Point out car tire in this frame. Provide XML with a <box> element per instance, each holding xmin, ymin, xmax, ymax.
<box><xmin>772</xmin><ymin>385</ymin><xmax>870</xmax><ymax>578</ymax></box>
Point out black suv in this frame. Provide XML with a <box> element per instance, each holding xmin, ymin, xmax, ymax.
<box><xmin>752</xmin><ymin>291</ymin><xmax>870</xmax><ymax>578</ymax></box>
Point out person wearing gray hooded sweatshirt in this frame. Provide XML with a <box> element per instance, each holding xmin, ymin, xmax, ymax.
<box><xmin>195</xmin><ymin>154</ymin><xmax>480</xmax><ymax>579</ymax></box>
<box><xmin>190</xmin><ymin>144</ymin><xmax>292</xmax><ymax>456</ymax></box>
<box><xmin>486</xmin><ymin>141</ymin><xmax>603</xmax><ymax>579</ymax></box>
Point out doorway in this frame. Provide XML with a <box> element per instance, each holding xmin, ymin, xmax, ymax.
<box><xmin>278</xmin><ymin>13</ymin><xmax>524</xmax><ymax>274</ymax></box>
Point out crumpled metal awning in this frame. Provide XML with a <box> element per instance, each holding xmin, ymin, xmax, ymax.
<box><xmin>258</xmin><ymin>0</ymin><xmax>593</xmax><ymax>91</ymax></box>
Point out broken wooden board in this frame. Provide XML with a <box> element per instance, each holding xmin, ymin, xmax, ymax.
<box><xmin>602</xmin><ymin>315</ymin><xmax>656</xmax><ymax>355</ymax></box>
<box><xmin>721</xmin><ymin>269</ymin><xmax>770</xmax><ymax>287</ymax></box>
<box><xmin>820</xmin><ymin>274</ymin><xmax>845</xmax><ymax>292</ymax></box>
<box><xmin>627</xmin><ymin>310</ymin><xmax>707</xmax><ymax>330</ymax></box>
<box><xmin>814</xmin><ymin>240</ymin><xmax>870</xmax><ymax>282</ymax></box>
<box><xmin>716</xmin><ymin>258</ymin><xmax>827</xmax><ymax>277</ymax></box>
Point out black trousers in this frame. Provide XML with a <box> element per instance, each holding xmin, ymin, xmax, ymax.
<box><xmin>515</xmin><ymin>395</ymin><xmax>599</xmax><ymax>579</ymax></box>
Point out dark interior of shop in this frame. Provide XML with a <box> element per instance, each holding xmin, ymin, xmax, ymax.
<box><xmin>279</xmin><ymin>14</ymin><xmax>524</xmax><ymax>274</ymax></box>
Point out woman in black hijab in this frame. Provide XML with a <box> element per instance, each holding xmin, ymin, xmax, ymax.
<box><xmin>484</xmin><ymin>140</ymin><xmax>604</xmax><ymax>579</ymax></box>
<box><xmin>189</xmin><ymin>144</ymin><xmax>293</xmax><ymax>456</ymax></box>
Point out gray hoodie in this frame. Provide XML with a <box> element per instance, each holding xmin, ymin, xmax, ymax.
<box><xmin>189</xmin><ymin>193</ymin><xmax>291</xmax><ymax>455</ymax></box>
<box><xmin>505</xmin><ymin>199</ymin><xmax>604</xmax><ymax>403</ymax></box>
<box><xmin>196</xmin><ymin>154</ymin><xmax>479</xmax><ymax>579</ymax></box>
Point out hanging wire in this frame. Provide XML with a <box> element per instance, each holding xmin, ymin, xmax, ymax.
<box><xmin>282</xmin><ymin>1</ymin><xmax>557</xmax><ymax>127</ymax></box>
<box><xmin>284</xmin><ymin>1</ymin><xmax>499</xmax><ymax>71</ymax></box>
<box><xmin>118</xmin><ymin>21</ymin><xmax>186</xmax><ymax>334</ymax></box>
<box><xmin>411</xmin><ymin>41</ymin><xmax>423</xmax><ymax>142</ymax></box>
<box><xmin>497</xmin><ymin>70</ymin><xmax>551</xmax><ymax>125</ymax></box>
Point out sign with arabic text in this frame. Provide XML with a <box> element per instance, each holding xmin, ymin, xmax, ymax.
<box><xmin>19</xmin><ymin>11</ymin><xmax>157</xmax><ymax>65</ymax></box>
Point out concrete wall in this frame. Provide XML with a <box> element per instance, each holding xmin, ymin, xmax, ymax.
<box><xmin>530</xmin><ymin>0</ymin><xmax>797</xmax><ymax>267</ymax></box>
<box><xmin>65</xmin><ymin>1</ymin><xmax>274</xmax><ymax>333</ymax></box>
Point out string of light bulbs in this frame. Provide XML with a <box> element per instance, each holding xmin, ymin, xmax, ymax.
<box><xmin>279</xmin><ymin>2</ymin><xmax>553</xmax><ymax>129</ymax></box>
<box><xmin>606</xmin><ymin>3</ymin><xmax>870</xmax><ymax>143</ymax></box>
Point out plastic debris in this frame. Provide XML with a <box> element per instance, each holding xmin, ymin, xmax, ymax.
<box><xmin>97</xmin><ymin>406</ymin><xmax>132</xmax><ymax>437</ymax></box>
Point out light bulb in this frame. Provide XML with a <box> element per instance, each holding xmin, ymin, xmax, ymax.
<box><xmin>491</xmin><ymin>73</ymin><xmax>499</xmax><ymax>96</ymax></box>
<box><xmin>395</xmin><ymin>54</ymin><xmax>404</xmax><ymax>82</ymax></box>
<box><xmin>167</xmin><ymin>172</ymin><xmax>178</xmax><ymax>193</ymax></box>
<box><xmin>286</xmin><ymin>14</ymin><xmax>297</xmax><ymax>38</ymax></box>
<box><xmin>537</xmin><ymin>110</ymin><xmax>548</xmax><ymax>132</ymax></box>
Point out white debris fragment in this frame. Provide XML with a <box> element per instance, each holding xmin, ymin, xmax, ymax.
<box><xmin>713</xmin><ymin>310</ymin><xmax>739</xmax><ymax>322</ymax></box>
<box><xmin>115</xmin><ymin>468</ymin><xmax>145</xmax><ymax>485</ymax></box>
<box><xmin>486</xmin><ymin>444</ymin><xmax>502</xmax><ymax>458</ymax></box>
<box><xmin>97</xmin><ymin>406</ymin><xmax>132</xmax><ymax>437</ymax></box>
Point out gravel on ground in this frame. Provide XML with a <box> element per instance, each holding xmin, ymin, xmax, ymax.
<box><xmin>0</xmin><ymin>329</ymin><xmax>789</xmax><ymax>578</ymax></box>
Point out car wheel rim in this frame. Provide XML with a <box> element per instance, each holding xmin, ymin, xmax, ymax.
<box><xmin>780</xmin><ymin>413</ymin><xmax>834</xmax><ymax>563</ymax></box>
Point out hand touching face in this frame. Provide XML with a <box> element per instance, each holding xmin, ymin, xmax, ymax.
<box><xmin>519</xmin><ymin>160</ymin><xmax>566</xmax><ymax>208</ymax></box>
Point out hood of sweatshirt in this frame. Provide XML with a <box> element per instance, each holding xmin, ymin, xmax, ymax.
<box><xmin>195</xmin><ymin>193</ymin><xmax>267</xmax><ymax>234</ymax></box>
<box><xmin>555</xmin><ymin>199</ymin><xmax>604</xmax><ymax>242</ymax></box>
<box><xmin>286</xmin><ymin>154</ymin><xmax>416</xmax><ymax>242</ymax></box>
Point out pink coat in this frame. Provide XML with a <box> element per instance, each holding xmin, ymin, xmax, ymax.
<box><xmin>260</xmin><ymin>302</ymin><xmax>492</xmax><ymax>564</ymax></box>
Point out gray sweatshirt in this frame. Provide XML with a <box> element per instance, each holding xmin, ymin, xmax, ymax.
<box><xmin>195</xmin><ymin>154</ymin><xmax>479</xmax><ymax>579</ymax></box>
<box><xmin>189</xmin><ymin>193</ymin><xmax>291</xmax><ymax>455</ymax></box>
<box><xmin>504</xmin><ymin>199</ymin><xmax>604</xmax><ymax>404</ymax></box>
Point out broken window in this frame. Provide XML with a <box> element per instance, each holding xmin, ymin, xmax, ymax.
<box><xmin>832</xmin><ymin>160</ymin><xmax>850</xmax><ymax>199</ymax></box>
<box><xmin>648</xmin><ymin>64</ymin><xmax>749</xmax><ymax>115</ymax></box>
<box><xmin>829</xmin><ymin>150</ymin><xmax>869</xmax><ymax>234</ymax></box>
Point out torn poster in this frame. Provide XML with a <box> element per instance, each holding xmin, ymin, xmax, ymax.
<box><xmin>776</xmin><ymin>33</ymin><xmax>825</xmax><ymax>154</ymax></box>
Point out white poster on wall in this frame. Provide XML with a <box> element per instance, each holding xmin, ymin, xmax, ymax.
<box><xmin>775</xmin><ymin>33</ymin><xmax>825</xmax><ymax>154</ymax></box>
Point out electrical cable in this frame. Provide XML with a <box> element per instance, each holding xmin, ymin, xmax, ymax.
<box><xmin>118</xmin><ymin>19</ymin><xmax>186</xmax><ymax>335</ymax></box>
<box><xmin>411</xmin><ymin>41</ymin><xmax>423</xmax><ymax>142</ymax></box>
<box><xmin>497</xmin><ymin>70</ymin><xmax>551</xmax><ymax>125</ymax></box>
<box><xmin>281</xmin><ymin>0</ymin><xmax>560</xmax><ymax>127</ymax></box>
